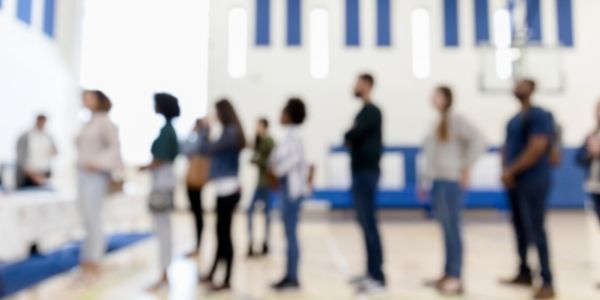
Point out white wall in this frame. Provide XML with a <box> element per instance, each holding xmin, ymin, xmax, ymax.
<box><xmin>208</xmin><ymin>0</ymin><xmax>600</xmax><ymax>188</ymax></box>
<box><xmin>0</xmin><ymin>0</ymin><xmax>82</xmax><ymax>180</ymax></box>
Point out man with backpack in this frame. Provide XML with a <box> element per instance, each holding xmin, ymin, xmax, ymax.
<box><xmin>500</xmin><ymin>79</ymin><xmax>557</xmax><ymax>299</ymax></box>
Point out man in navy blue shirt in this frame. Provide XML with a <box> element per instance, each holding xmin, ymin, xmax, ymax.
<box><xmin>500</xmin><ymin>79</ymin><xmax>555</xmax><ymax>299</ymax></box>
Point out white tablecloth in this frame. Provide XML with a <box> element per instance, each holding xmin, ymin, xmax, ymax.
<box><xmin>0</xmin><ymin>190</ymin><xmax>148</xmax><ymax>261</ymax></box>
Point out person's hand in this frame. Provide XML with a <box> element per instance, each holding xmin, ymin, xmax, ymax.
<box><xmin>587</xmin><ymin>135</ymin><xmax>600</xmax><ymax>156</ymax></box>
<box><xmin>501</xmin><ymin>169</ymin><xmax>516</xmax><ymax>189</ymax></box>
<box><xmin>138</xmin><ymin>165</ymin><xmax>150</xmax><ymax>172</ymax></box>
<box><xmin>85</xmin><ymin>164</ymin><xmax>98</xmax><ymax>172</ymax></box>
<box><xmin>417</xmin><ymin>186</ymin><xmax>429</xmax><ymax>203</ymax></box>
<box><xmin>460</xmin><ymin>170</ymin><xmax>470</xmax><ymax>189</ymax></box>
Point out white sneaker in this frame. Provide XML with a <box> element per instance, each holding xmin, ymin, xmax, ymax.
<box><xmin>348</xmin><ymin>275</ymin><xmax>370</xmax><ymax>286</ymax></box>
<box><xmin>356</xmin><ymin>278</ymin><xmax>386</xmax><ymax>297</ymax></box>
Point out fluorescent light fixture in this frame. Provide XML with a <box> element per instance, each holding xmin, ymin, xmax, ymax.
<box><xmin>309</xmin><ymin>8</ymin><xmax>329</xmax><ymax>79</ymax></box>
<box><xmin>411</xmin><ymin>9</ymin><xmax>431</xmax><ymax>79</ymax></box>
<box><xmin>228</xmin><ymin>8</ymin><xmax>248</xmax><ymax>78</ymax></box>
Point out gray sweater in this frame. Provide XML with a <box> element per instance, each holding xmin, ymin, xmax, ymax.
<box><xmin>420</xmin><ymin>114</ymin><xmax>486</xmax><ymax>186</ymax></box>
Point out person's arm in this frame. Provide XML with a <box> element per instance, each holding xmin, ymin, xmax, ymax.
<box><xmin>457</xmin><ymin>117</ymin><xmax>487</xmax><ymax>187</ymax></box>
<box><xmin>504</xmin><ymin>136</ymin><xmax>549</xmax><ymax>175</ymax></box>
<box><xmin>270</xmin><ymin>136</ymin><xmax>302</xmax><ymax>177</ymax></box>
<box><xmin>93</xmin><ymin>121</ymin><xmax>123</xmax><ymax>172</ymax></box>
<box><xmin>199</xmin><ymin>126</ymin><xmax>241</xmax><ymax>154</ymax></box>
<box><xmin>344</xmin><ymin>109</ymin><xmax>379</xmax><ymax>145</ymax></box>
<box><xmin>140</xmin><ymin>159</ymin><xmax>168</xmax><ymax>171</ymax></box>
<box><xmin>417</xmin><ymin>135</ymin><xmax>434</xmax><ymax>200</ymax></box>
<box><xmin>575</xmin><ymin>136</ymin><xmax>592</xmax><ymax>168</ymax></box>
<box><xmin>49</xmin><ymin>135</ymin><xmax>58</xmax><ymax>157</ymax></box>
<box><xmin>254</xmin><ymin>138</ymin><xmax>275</xmax><ymax>168</ymax></box>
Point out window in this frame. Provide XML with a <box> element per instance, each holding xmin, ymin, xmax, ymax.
<box><xmin>493</xmin><ymin>9</ymin><xmax>512</xmax><ymax>79</ymax></box>
<box><xmin>228</xmin><ymin>8</ymin><xmax>248</xmax><ymax>78</ymax></box>
<box><xmin>309</xmin><ymin>8</ymin><xmax>329</xmax><ymax>79</ymax></box>
<box><xmin>411</xmin><ymin>9</ymin><xmax>431</xmax><ymax>79</ymax></box>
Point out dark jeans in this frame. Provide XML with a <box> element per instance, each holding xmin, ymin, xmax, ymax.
<box><xmin>208</xmin><ymin>192</ymin><xmax>240</xmax><ymax>286</ymax></box>
<box><xmin>432</xmin><ymin>180</ymin><xmax>463</xmax><ymax>278</ymax></box>
<box><xmin>247</xmin><ymin>186</ymin><xmax>272</xmax><ymax>244</ymax></box>
<box><xmin>507</xmin><ymin>180</ymin><xmax>553</xmax><ymax>285</ymax></box>
<box><xmin>592</xmin><ymin>194</ymin><xmax>600</xmax><ymax>224</ymax></box>
<box><xmin>352</xmin><ymin>171</ymin><xmax>385</xmax><ymax>284</ymax></box>
<box><xmin>281</xmin><ymin>192</ymin><xmax>302</xmax><ymax>281</ymax></box>
<box><xmin>187</xmin><ymin>187</ymin><xmax>204</xmax><ymax>250</ymax></box>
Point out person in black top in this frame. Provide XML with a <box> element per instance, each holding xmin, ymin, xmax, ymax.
<box><xmin>344</xmin><ymin>73</ymin><xmax>385</xmax><ymax>295</ymax></box>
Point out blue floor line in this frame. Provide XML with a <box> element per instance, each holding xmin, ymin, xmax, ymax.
<box><xmin>0</xmin><ymin>233</ymin><xmax>152</xmax><ymax>298</ymax></box>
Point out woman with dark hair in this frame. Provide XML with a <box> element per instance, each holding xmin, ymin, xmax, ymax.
<box><xmin>76</xmin><ymin>90</ymin><xmax>123</xmax><ymax>279</ymax></box>
<box><xmin>247</xmin><ymin>117</ymin><xmax>276</xmax><ymax>257</ymax></box>
<box><xmin>139</xmin><ymin>93</ymin><xmax>180</xmax><ymax>289</ymax></box>
<box><xmin>269</xmin><ymin>98</ymin><xmax>309</xmax><ymax>290</ymax></box>
<box><xmin>418</xmin><ymin>86</ymin><xmax>486</xmax><ymax>295</ymax></box>
<box><xmin>199</xmin><ymin>99</ymin><xmax>246</xmax><ymax>291</ymax></box>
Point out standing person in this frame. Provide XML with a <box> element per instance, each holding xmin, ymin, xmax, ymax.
<box><xmin>15</xmin><ymin>114</ymin><xmax>58</xmax><ymax>189</ymax></box>
<box><xmin>500</xmin><ymin>79</ymin><xmax>556</xmax><ymax>299</ymax></box>
<box><xmin>269</xmin><ymin>99</ymin><xmax>308</xmax><ymax>290</ymax></box>
<box><xmin>418</xmin><ymin>86</ymin><xmax>486</xmax><ymax>295</ymax></box>
<box><xmin>139</xmin><ymin>93</ymin><xmax>180</xmax><ymax>289</ymax></box>
<box><xmin>577</xmin><ymin>100</ymin><xmax>600</xmax><ymax>223</ymax></box>
<box><xmin>576</xmin><ymin>100</ymin><xmax>600</xmax><ymax>289</ymax></box>
<box><xmin>181</xmin><ymin>119</ymin><xmax>210</xmax><ymax>258</ymax></box>
<box><xmin>247</xmin><ymin>118</ymin><xmax>276</xmax><ymax>257</ymax></box>
<box><xmin>344</xmin><ymin>73</ymin><xmax>386</xmax><ymax>295</ymax></box>
<box><xmin>198</xmin><ymin>99</ymin><xmax>246</xmax><ymax>291</ymax></box>
<box><xmin>76</xmin><ymin>90</ymin><xmax>123</xmax><ymax>279</ymax></box>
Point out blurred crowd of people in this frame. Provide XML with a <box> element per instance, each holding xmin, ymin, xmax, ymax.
<box><xmin>5</xmin><ymin>73</ymin><xmax>600</xmax><ymax>299</ymax></box>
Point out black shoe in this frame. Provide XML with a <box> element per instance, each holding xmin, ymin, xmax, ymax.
<box><xmin>499</xmin><ymin>274</ymin><xmax>533</xmax><ymax>287</ymax></box>
<box><xmin>208</xmin><ymin>283</ymin><xmax>231</xmax><ymax>292</ymax></box>
<box><xmin>198</xmin><ymin>275</ymin><xmax>213</xmax><ymax>284</ymax></box>
<box><xmin>272</xmin><ymin>278</ymin><xmax>300</xmax><ymax>290</ymax></box>
<box><xmin>262</xmin><ymin>242</ymin><xmax>269</xmax><ymax>255</ymax></box>
<box><xmin>247</xmin><ymin>244</ymin><xmax>255</xmax><ymax>258</ymax></box>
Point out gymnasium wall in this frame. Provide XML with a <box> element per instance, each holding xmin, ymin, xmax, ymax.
<box><xmin>0</xmin><ymin>0</ymin><xmax>82</xmax><ymax>178</ymax></box>
<box><xmin>207</xmin><ymin>0</ymin><xmax>597</xmax><ymax>205</ymax></box>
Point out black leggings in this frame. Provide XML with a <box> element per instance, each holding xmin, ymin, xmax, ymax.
<box><xmin>208</xmin><ymin>192</ymin><xmax>240</xmax><ymax>286</ymax></box>
<box><xmin>187</xmin><ymin>187</ymin><xmax>204</xmax><ymax>250</ymax></box>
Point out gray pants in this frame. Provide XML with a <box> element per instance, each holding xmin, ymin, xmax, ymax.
<box><xmin>78</xmin><ymin>169</ymin><xmax>109</xmax><ymax>263</ymax></box>
<box><xmin>153</xmin><ymin>212</ymin><xmax>172</xmax><ymax>270</ymax></box>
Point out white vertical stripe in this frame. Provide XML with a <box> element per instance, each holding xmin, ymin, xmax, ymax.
<box><xmin>541</xmin><ymin>0</ymin><xmax>558</xmax><ymax>46</ymax></box>
<box><xmin>361</xmin><ymin>0</ymin><xmax>375</xmax><ymax>48</ymax></box>
<box><xmin>31</xmin><ymin>0</ymin><xmax>43</xmax><ymax>32</ymax></box>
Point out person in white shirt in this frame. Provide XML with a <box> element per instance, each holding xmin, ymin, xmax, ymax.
<box><xmin>269</xmin><ymin>98</ymin><xmax>309</xmax><ymax>290</ymax></box>
<box><xmin>15</xmin><ymin>115</ymin><xmax>58</xmax><ymax>189</ymax></box>
<box><xmin>76</xmin><ymin>90</ymin><xmax>123</xmax><ymax>280</ymax></box>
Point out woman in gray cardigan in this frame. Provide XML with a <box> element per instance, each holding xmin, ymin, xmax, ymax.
<box><xmin>419</xmin><ymin>86</ymin><xmax>486</xmax><ymax>296</ymax></box>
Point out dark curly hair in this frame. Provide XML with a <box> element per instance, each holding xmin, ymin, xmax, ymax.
<box><xmin>284</xmin><ymin>98</ymin><xmax>306</xmax><ymax>125</ymax></box>
<box><xmin>154</xmin><ymin>93</ymin><xmax>180</xmax><ymax>120</ymax></box>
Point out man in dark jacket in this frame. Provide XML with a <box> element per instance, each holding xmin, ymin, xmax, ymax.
<box><xmin>344</xmin><ymin>73</ymin><xmax>385</xmax><ymax>295</ymax></box>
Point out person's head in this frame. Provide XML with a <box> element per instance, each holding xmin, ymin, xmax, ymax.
<box><xmin>256</xmin><ymin>118</ymin><xmax>269</xmax><ymax>136</ymax></box>
<box><xmin>281</xmin><ymin>98</ymin><xmax>307</xmax><ymax>126</ymax></box>
<box><xmin>154</xmin><ymin>93</ymin><xmax>180</xmax><ymax>121</ymax></box>
<box><xmin>433</xmin><ymin>86</ymin><xmax>453</xmax><ymax>113</ymax></box>
<box><xmin>83</xmin><ymin>90</ymin><xmax>112</xmax><ymax>113</ymax></box>
<box><xmin>35</xmin><ymin>114</ymin><xmax>47</xmax><ymax>130</ymax></box>
<box><xmin>513</xmin><ymin>78</ymin><xmax>536</xmax><ymax>102</ymax></box>
<box><xmin>215</xmin><ymin>99</ymin><xmax>246</xmax><ymax>148</ymax></box>
<box><xmin>434</xmin><ymin>86</ymin><xmax>454</xmax><ymax>142</ymax></box>
<box><xmin>353</xmin><ymin>73</ymin><xmax>375</xmax><ymax>101</ymax></box>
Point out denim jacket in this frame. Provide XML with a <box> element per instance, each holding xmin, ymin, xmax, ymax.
<box><xmin>199</xmin><ymin>125</ymin><xmax>243</xmax><ymax>179</ymax></box>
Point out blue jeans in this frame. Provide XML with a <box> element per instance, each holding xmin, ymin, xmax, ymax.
<box><xmin>280</xmin><ymin>178</ymin><xmax>303</xmax><ymax>281</ymax></box>
<box><xmin>247</xmin><ymin>186</ymin><xmax>272</xmax><ymax>243</ymax></box>
<box><xmin>508</xmin><ymin>179</ymin><xmax>553</xmax><ymax>285</ymax></box>
<box><xmin>352</xmin><ymin>171</ymin><xmax>385</xmax><ymax>284</ymax></box>
<box><xmin>432</xmin><ymin>181</ymin><xmax>463</xmax><ymax>278</ymax></box>
<box><xmin>592</xmin><ymin>194</ymin><xmax>600</xmax><ymax>224</ymax></box>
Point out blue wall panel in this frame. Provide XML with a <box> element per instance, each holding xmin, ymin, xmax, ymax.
<box><xmin>345</xmin><ymin>0</ymin><xmax>360</xmax><ymax>46</ymax></box>
<box><xmin>17</xmin><ymin>0</ymin><xmax>32</xmax><ymax>25</ymax></box>
<box><xmin>526</xmin><ymin>0</ymin><xmax>543</xmax><ymax>43</ymax></box>
<box><xmin>376</xmin><ymin>0</ymin><xmax>391</xmax><ymax>46</ymax></box>
<box><xmin>317</xmin><ymin>147</ymin><xmax>587</xmax><ymax>210</ymax></box>
<box><xmin>287</xmin><ymin>0</ymin><xmax>301</xmax><ymax>46</ymax></box>
<box><xmin>43</xmin><ymin>0</ymin><xmax>56</xmax><ymax>38</ymax></box>
<box><xmin>443</xmin><ymin>0</ymin><xmax>460</xmax><ymax>47</ymax></box>
<box><xmin>255</xmin><ymin>0</ymin><xmax>271</xmax><ymax>46</ymax></box>
<box><xmin>556</xmin><ymin>0</ymin><xmax>574</xmax><ymax>47</ymax></box>
<box><xmin>474</xmin><ymin>0</ymin><xmax>490</xmax><ymax>45</ymax></box>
